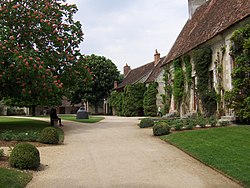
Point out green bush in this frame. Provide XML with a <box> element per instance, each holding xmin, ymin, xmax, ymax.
<box><xmin>9</xmin><ymin>143</ymin><xmax>40</xmax><ymax>170</ymax></box>
<box><xmin>153</xmin><ymin>122</ymin><xmax>171</xmax><ymax>136</ymax></box>
<box><xmin>185</xmin><ymin>119</ymin><xmax>196</xmax><ymax>130</ymax></box>
<box><xmin>174</xmin><ymin>120</ymin><xmax>184</xmax><ymax>131</ymax></box>
<box><xmin>139</xmin><ymin>118</ymin><xmax>154</xmax><ymax>128</ymax></box>
<box><xmin>208</xmin><ymin>117</ymin><xmax>217</xmax><ymax>127</ymax></box>
<box><xmin>39</xmin><ymin>127</ymin><xmax>59</xmax><ymax>144</ymax></box>
<box><xmin>218</xmin><ymin>121</ymin><xmax>230</xmax><ymax>127</ymax></box>
<box><xmin>197</xmin><ymin>116</ymin><xmax>207</xmax><ymax>128</ymax></box>
<box><xmin>0</xmin><ymin>148</ymin><xmax>4</xmax><ymax>157</ymax></box>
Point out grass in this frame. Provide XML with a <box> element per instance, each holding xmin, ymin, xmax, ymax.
<box><xmin>161</xmin><ymin>126</ymin><xmax>250</xmax><ymax>187</ymax></box>
<box><xmin>0</xmin><ymin>168</ymin><xmax>32</xmax><ymax>188</ymax></box>
<box><xmin>59</xmin><ymin>115</ymin><xmax>104</xmax><ymax>123</ymax></box>
<box><xmin>0</xmin><ymin>117</ymin><xmax>64</xmax><ymax>143</ymax></box>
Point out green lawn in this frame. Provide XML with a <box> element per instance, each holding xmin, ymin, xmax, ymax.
<box><xmin>0</xmin><ymin>117</ymin><xmax>64</xmax><ymax>143</ymax></box>
<box><xmin>0</xmin><ymin>168</ymin><xmax>32</xmax><ymax>188</ymax></box>
<box><xmin>60</xmin><ymin>115</ymin><xmax>104</xmax><ymax>123</ymax></box>
<box><xmin>161</xmin><ymin>126</ymin><xmax>250</xmax><ymax>187</ymax></box>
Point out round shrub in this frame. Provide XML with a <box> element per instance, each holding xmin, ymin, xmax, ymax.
<box><xmin>153</xmin><ymin>121</ymin><xmax>171</xmax><ymax>136</ymax></box>
<box><xmin>39</xmin><ymin>127</ymin><xmax>59</xmax><ymax>144</ymax></box>
<box><xmin>9</xmin><ymin>143</ymin><xmax>40</xmax><ymax>170</ymax></box>
<box><xmin>139</xmin><ymin>118</ymin><xmax>154</xmax><ymax>128</ymax></box>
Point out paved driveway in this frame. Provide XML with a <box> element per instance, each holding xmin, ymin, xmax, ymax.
<box><xmin>26</xmin><ymin>116</ymin><xmax>241</xmax><ymax>188</ymax></box>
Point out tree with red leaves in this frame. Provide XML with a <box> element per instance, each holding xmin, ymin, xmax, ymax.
<box><xmin>0</xmin><ymin>0</ymin><xmax>90</xmax><ymax>115</ymax></box>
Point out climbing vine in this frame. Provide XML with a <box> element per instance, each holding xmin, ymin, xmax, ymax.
<box><xmin>109</xmin><ymin>91</ymin><xmax>124</xmax><ymax>116</ymax></box>
<box><xmin>143</xmin><ymin>82</ymin><xmax>158</xmax><ymax>116</ymax></box>
<box><xmin>161</xmin><ymin>66</ymin><xmax>172</xmax><ymax>114</ymax></box>
<box><xmin>193</xmin><ymin>47</ymin><xmax>217</xmax><ymax>117</ymax></box>
<box><xmin>184</xmin><ymin>55</ymin><xmax>192</xmax><ymax>87</ymax></box>
<box><xmin>123</xmin><ymin>83</ymin><xmax>146</xmax><ymax>117</ymax></box>
<box><xmin>173</xmin><ymin>59</ymin><xmax>184</xmax><ymax>112</ymax></box>
<box><xmin>225</xmin><ymin>24</ymin><xmax>250</xmax><ymax>122</ymax></box>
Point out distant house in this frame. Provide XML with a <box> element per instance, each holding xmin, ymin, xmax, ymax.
<box><xmin>161</xmin><ymin>0</ymin><xmax>250</xmax><ymax>118</ymax></box>
<box><xmin>114</xmin><ymin>50</ymin><xmax>165</xmax><ymax>111</ymax></box>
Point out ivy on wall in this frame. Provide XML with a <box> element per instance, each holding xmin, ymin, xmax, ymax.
<box><xmin>225</xmin><ymin>24</ymin><xmax>250</xmax><ymax>122</ymax></box>
<box><xmin>173</xmin><ymin>58</ymin><xmax>184</xmax><ymax>112</ymax></box>
<box><xmin>193</xmin><ymin>47</ymin><xmax>217</xmax><ymax>117</ymax></box>
<box><xmin>161</xmin><ymin>66</ymin><xmax>172</xmax><ymax>114</ymax></box>
<box><xmin>143</xmin><ymin>82</ymin><xmax>158</xmax><ymax>116</ymax></box>
<box><xmin>184</xmin><ymin>55</ymin><xmax>192</xmax><ymax>87</ymax></box>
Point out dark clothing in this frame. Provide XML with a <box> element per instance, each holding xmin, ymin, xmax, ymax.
<box><xmin>50</xmin><ymin>109</ymin><xmax>62</xmax><ymax>126</ymax></box>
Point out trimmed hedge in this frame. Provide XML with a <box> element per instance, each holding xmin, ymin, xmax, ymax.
<box><xmin>9</xmin><ymin>143</ymin><xmax>40</xmax><ymax>170</ymax></box>
<box><xmin>139</xmin><ymin>118</ymin><xmax>154</xmax><ymax>128</ymax></box>
<box><xmin>153</xmin><ymin>121</ymin><xmax>171</xmax><ymax>136</ymax></box>
<box><xmin>39</xmin><ymin>127</ymin><xmax>59</xmax><ymax>144</ymax></box>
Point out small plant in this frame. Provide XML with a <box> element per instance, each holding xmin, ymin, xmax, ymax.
<box><xmin>174</xmin><ymin>120</ymin><xmax>184</xmax><ymax>131</ymax></box>
<box><xmin>0</xmin><ymin>148</ymin><xmax>4</xmax><ymax>158</ymax></box>
<box><xmin>218</xmin><ymin>121</ymin><xmax>230</xmax><ymax>127</ymax></box>
<box><xmin>153</xmin><ymin>121</ymin><xmax>171</xmax><ymax>136</ymax></box>
<box><xmin>39</xmin><ymin>127</ymin><xmax>59</xmax><ymax>144</ymax></box>
<box><xmin>197</xmin><ymin>116</ymin><xmax>207</xmax><ymax>128</ymax></box>
<box><xmin>208</xmin><ymin>117</ymin><xmax>217</xmax><ymax>127</ymax></box>
<box><xmin>0</xmin><ymin>130</ymin><xmax>16</xmax><ymax>141</ymax></box>
<box><xmin>139</xmin><ymin>118</ymin><xmax>154</xmax><ymax>128</ymax></box>
<box><xmin>9</xmin><ymin>143</ymin><xmax>40</xmax><ymax>170</ymax></box>
<box><xmin>185</xmin><ymin>119</ymin><xmax>196</xmax><ymax>130</ymax></box>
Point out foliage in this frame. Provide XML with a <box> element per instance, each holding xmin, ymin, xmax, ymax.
<box><xmin>153</xmin><ymin>121</ymin><xmax>171</xmax><ymax>136</ymax></box>
<box><xmin>143</xmin><ymin>82</ymin><xmax>158</xmax><ymax>116</ymax></box>
<box><xmin>0</xmin><ymin>130</ymin><xmax>39</xmax><ymax>142</ymax></box>
<box><xmin>225</xmin><ymin>24</ymin><xmax>250</xmax><ymax>122</ymax></box>
<box><xmin>39</xmin><ymin>127</ymin><xmax>59</xmax><ymax>144</ymax></box>
<box><xmin>174</xmin><ymin>120</ymin><xmax>183</xmax><ymax>131</ymax></box>
<box><xmin>161</xmin><ymin>126</ymin><xmax>250</xmax><ymax>187</ymax></box>
<box><xmin>173</xmin><ymin>59</ymin><xmax>184</xmax><ymax>111</ymax></box>
<box><xmin>70</xmin><ymin>54</ymin><xmax>120</xmax><ymax>113</ymax></box>
<box><xmin>109</xmin><ymin>91</ymin><xmax>124</xmax><ymax>116</ymax></box>
<box><xmin>0</xmin><ymin>168</ymin><xmax>32</xmax><ymax>188</ymax></box>
<box><xmin>9</xmin><ymin>142</ymin><xmax>40</xmax><ymax>170</ymax></box>
<box><xmin>208</xmin><ymin>117</ymin><xmax>217</xmax><ymax>127</ymax></box>
<box><xmin>0</xmin><ymin>148</ymin><xmax>4</xmax><ymax>157</ymax></box>
<box><xmin>0</xmin><ymin>0</ymin><xmax>90</xmax><ymax>110</ymax></box>
<box><xmin>218</xmin><ymin>120</ymin><xmax>230</xmax><ymax>127</ymax></box>
<box><xmin>139</xmin><ymin>118</ymin><xmax>154</xmax><ymax>128</ymax></box>
<box><xmin>193</xmin><ymin>47</ymin><xmax>217</xmax><ymax>117</ymax></box>
<box><xmin>161</xmin><ymin>66</ymin><xmax>172</xmax><ymax>114</ymax></box>
<box><xmin>185</xmin><ymin>119</ymin><xmax>196</xmax><ymax>130</ymax></box>
<box><xmin>183</xmin><ymin>55</ymin><xmax>192</xmax><ymax>87</ymax></box>
<box><xmin>123</xmin><ymin>83</ymin><xmax>146</xmax><ymax>116</ymax></box>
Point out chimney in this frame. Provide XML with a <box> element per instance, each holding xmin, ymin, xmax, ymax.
<box><xmin>114</xmin><ymin>81</ymin><xmax>118</xmax><ymax>88</ymax></box>
<box><xmin>188</xmin><ymin>0</ymin><xmax>207</xmax><ymax>19</ymax></box>
<box><xmin>123</xmin><ymin>64</ymin><xmax>131</xmax><ymax>77</ymax></box>
<box><xmin>154</xmin><ymin>49</ymin><xmax>160</xmax><ymax>66</ymax></box>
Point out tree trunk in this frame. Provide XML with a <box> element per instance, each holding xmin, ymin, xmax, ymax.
<box><xmin>32</xmin><ymin>105</ymin><xmax>36</xmax><ymax>116</ymax></box>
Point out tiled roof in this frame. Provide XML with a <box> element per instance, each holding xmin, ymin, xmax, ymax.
<box><xmin>163</xmin><ymin>0</ymin><xmax>250</xmax><ymax>65</ymax></box>
<box><xmin>117</xmin><ymin>57</ymin><xmax>165</xmax><ymax>89</ymax></box>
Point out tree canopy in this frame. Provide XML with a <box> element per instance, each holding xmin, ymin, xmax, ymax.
<box><xmin>0</xmin><ymin>0</ymin><xmax>90</xmax><ymax>108</ymax></box>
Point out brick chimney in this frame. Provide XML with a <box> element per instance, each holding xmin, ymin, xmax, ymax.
<box><xmin>114</xmin><ymin>81</ymin><xmax>118</xmax><ymax>88</ymax></box>
<box><xmin>124</xmin><ymin>64</ymin><xmax>131</xmax><ymax>77</ymax></box>
<box><xmin>188</xmin><ymin>0</ymin><xmax>207</xmax><ymax>19</ymax></box>
<box><xmin>154</xmin><ymin>49</ymin><xmax>160</xmax><ymax>66</ymax></box>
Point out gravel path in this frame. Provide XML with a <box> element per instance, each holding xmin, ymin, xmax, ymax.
<box><xmin>26</xmin><ymin>116</ymin><xmax>241</xmax><ymax>188</ymax></box>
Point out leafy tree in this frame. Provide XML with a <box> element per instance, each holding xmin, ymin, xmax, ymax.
<box><xmin>123</xmin><ymin>83</ymin><xmax>146</xmax><ymax>116</ymax></box>
<box><xmin>0</xmin><ymin>0</ymin><xmax>89</xmax><ymax>115</ymax></box>
<box><xmin>143</xmin><ymin>82</ymin><xmax>158</xmax><ymax>116</ymax></box>
<box><xmin>69</xmin><ymin>54</ymin><xmax>120</xmax><ymax>113</ymax></box>
<box><xmin>225</xmin><ymin>24</ymin><xmax>250</xmax><ymax>122</ymax></box>
<box><xmin>109</xmin><ymin>90</ymin><xmax>124</xmax><ymax>116</ymax></box>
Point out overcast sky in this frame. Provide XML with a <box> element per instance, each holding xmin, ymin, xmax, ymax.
<box><xmin>67</xmin><ymin>0</ymin><xmax>189</xmax><ymax>72</ymax></box>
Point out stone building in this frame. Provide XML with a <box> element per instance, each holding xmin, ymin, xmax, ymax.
<box><xmin>114</xmin><ymin>50</ymin><xmax>166</xmax><ymax>112</ymax></box>
<box><xmin>162</xmin><ymin>0</ymin><xmax>250</xmax><ymax>118</ymax></box>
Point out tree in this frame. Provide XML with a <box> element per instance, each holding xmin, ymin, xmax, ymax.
<box><xmin>69</xmin><ymin>54</ymin><xmax>120</xmax><ymax>113</ymax></box>
<box><xmin>0</xmin><ymin>0</ymin><xmax>90</xmax><ymax>115</ymax></box>
<box><xmin>123</xmin><ymin>83</ymin><xmax>146</xmax><ymax>116</ymax></box>
<box><xmin>143</xmin><ymin>82</ymin><xmax>158</xmax><ymax>116</ymax></box>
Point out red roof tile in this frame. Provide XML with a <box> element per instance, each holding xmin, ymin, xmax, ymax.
<box><xmin>163</xmin><ymin>0</ymin><xmax>250</xmax><ymax>65</ymax></box>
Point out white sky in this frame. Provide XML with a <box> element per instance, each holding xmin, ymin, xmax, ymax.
<box><xmin>67</xmin><ymin>0</ymin><xmax>189</xmax><ymax>73</ymax></box>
